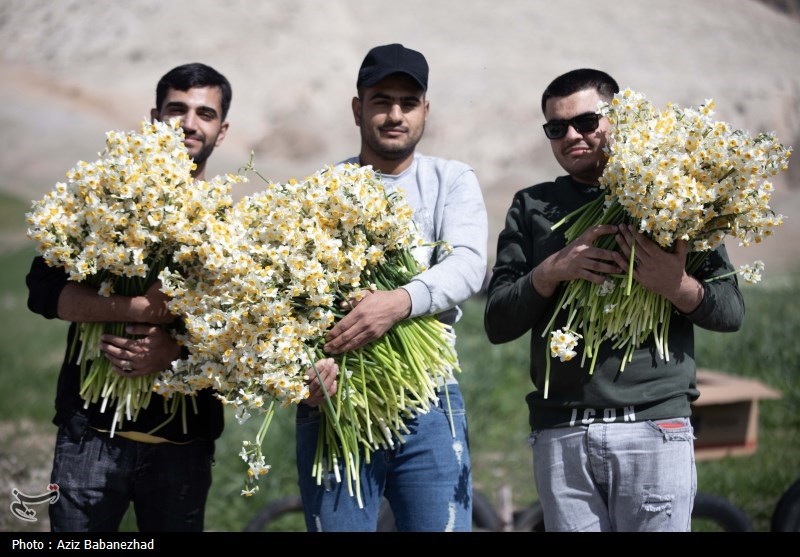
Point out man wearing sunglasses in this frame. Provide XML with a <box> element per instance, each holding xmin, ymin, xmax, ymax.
<box><xmin>484</xmin><ymin>69</ymin><xmax>744</xmax><ymax>531</ymax></box>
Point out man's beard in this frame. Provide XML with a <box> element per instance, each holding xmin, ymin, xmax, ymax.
<box><xmin>373</xmin><ymin>142</ymin><xmax>415</xmax><ymax>161</ymax></box>
<box><xmin>363</xmin><ymin>123</ymin><xmax>424</xmax><ymax>161</ymax></box>
<box><xmin>189</xmin><ymin>141</ymin><xmax>216</xmax><ymax>166</ymax></box>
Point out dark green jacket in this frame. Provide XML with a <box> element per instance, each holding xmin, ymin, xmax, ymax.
<box><xmin>484</xmin><ymin>175</ymin><xmax>745</xmax><ymax>429</ymax></box>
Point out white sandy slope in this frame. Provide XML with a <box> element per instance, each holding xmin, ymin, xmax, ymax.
<box><xmin>1</xmin><ymin>0</ymin><xmax>799</xmax><ymax>275</ymax></box>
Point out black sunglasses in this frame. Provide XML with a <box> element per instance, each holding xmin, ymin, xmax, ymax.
<box><xmin>542</xmin><ymin>112</ymin><xmax>601</xmax><ymax>139</ymax></box>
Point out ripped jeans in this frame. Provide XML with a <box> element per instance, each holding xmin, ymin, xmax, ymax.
<box><xmin>295</xmin><ymin>383</ymin><xmax>472</xmax><ymax>532</ymax></box>
<box><xmin>529</xmin><ymin>418</ymin><xmax>696</xmax><ymax>532</ymax></box>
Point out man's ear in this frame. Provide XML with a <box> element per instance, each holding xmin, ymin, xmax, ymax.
<box><xmin>150</xmin><ymin>108</ymin><xmax>159</xmax><ymax>122</ymax></box>
<box><xmin>352</xmin><ymin>96</ymin><xmax>362</xmax><ymax>126</ymax></box>
<box><xmin>214</xmin><ymin>121</ymin><xmax>230</xmax><ymax>147</ymax></box>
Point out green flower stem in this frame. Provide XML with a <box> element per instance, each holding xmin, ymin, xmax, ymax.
<box><xmin>72</xmin><ymin>256</ymin><xmax>185</xmax><ymax>434</ymax></box>
<box><xmin>543</xmin><ymin>214</ymin><xmax>684</xmax><ymax>387</ymax></box>
<box><xmin>313</xmin><ymin>348</ymin><xmax>366</xmax><ymax>507</ymax></box>
<box><xmin>626</xmin><ymin>237</ymin><xmax>636</xmax><ymax>296</ymax></box>
<box><xmin>285</xmin><ymin>250</ymin><xmax>463</xmax><ymax>505</ymax></box>
<box><xmin>341</xmin><ymin>369</ymin><xmax>362</xmax><ymax>505</ymax></box>
<box><xmin>358</xmin><ymin>352</ymin><xmax>373</xmax><ymax>446</ymax></box>
<box><xmin>311</xmin><ymin>315</ymin><xmax>457</xmax><ymax>506</ymax></box>
<box><xmin>146</xmin><ymin>397</ymin><xmax>178</xmax><ymax>436</ymax></box>
<box><xmin>257</xmin><ymin>401</ymin><xmax>276</xmax><ymax>447</ymax></box>
<box><xmin>544</xmin><ymin>348</ymin><xmax>552</xmax><ymax>399</ymax></box>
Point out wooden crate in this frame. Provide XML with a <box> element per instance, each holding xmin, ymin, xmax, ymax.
<box><xmin>691</xmin><ymin>369</ymin><xmax>782</xmax><ymax>460</ymax></box>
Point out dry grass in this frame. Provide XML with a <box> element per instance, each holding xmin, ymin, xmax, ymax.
<box><xmin>0</xmin><ymin>420</ymin><xmax>54</xmax><ymax>532</ymax></box>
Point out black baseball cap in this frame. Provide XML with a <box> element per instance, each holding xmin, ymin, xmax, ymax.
<box><xmin>356</xmin><ymin>43</ymin><xmax>428</xmax><ymax>91</ymax></box>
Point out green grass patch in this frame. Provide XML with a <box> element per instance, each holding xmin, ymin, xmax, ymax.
<box><xmin>0</xmin><ymin>191</ymin><xmax>29</xmax><ymax>233</ymax></box>
<box><xmin>693</xmin><ymin>277</ymin><xmax>800</xmax><ymax>531</ymax></box>
<box><xmin>0</xmin><ymin>246</ymin><xmax>69</xmax><ymax>423</ymax></box>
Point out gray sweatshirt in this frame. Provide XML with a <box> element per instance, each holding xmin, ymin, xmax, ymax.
<box><xmin>342</xmin><ymin>153</ymin><xmax>488</xmax><ymax>325</ymax></box>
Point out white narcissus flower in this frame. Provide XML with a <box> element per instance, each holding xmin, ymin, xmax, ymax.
<box><xmin>739</xmin><ymin>260</ymin><xmax>765</xmax><ymax>284</ymax></box>
<box><xmin>550</xmin><ymin>328</ymin><xmax>583</xmax><ymax>363</ymax></box>
<box><xmin>25</xmin><ymin>118</ymin><xmax>247</xmax><ymax>435</ymax></box>
<box><xmin>598</xmin><ymin>279</ymin><xmax>616</xmax><ymax>297</ymax></box>
<box><xmin>599</xmin><ymin>92</ymin><xmax>788</xmax><ymax>252</ymax></box>
<box><xmin>161</xmin><ymin>162</ymin><xmax>455</xmax><ymax>502</ymax></box>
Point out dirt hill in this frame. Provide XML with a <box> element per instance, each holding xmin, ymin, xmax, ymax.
<box><xmin>2</xmin><ymin>0</ymin><xmax>799</xmax><ymax>275</ymax></box>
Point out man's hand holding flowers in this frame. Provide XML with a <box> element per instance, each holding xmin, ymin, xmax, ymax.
<box><xmin>323</xmin><ymin>288</ymin><xmax>412</xmax><ymax>354</ymax></box>
<box><xmin>303</xmin><ymin>358</ymin><xmax>339</xmax><ymax>407</ymax></box>
<box><xmin>100</xmin><ymin>325</ymin><xmax>182</xmax><ymax>378</ymax></box>
<box><xmin>614</xmin><ymin>225</ymin><xmax>704</xmax><ymax>315</ymax></box>
<box><xmin>531</xmin><ymin>224</ymin><xmax>622</xmax><ymax>298</ymax></box>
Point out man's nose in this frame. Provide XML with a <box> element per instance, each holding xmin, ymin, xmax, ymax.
<box><xmin>387</xmin><ymin>103</ymin><xmax>403</xmax><ymax>122</ymax></box>
<box><xmin>563</xmin><ymin>123</ymin><xmax>584</xmax><ymax>140</ymax></box>
<box><xmin>181</xmin><ymin>111</ymin><xmax>198</xmax><ymax>132</ymax></box>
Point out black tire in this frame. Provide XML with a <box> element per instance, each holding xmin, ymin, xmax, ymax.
<box><xmin>512</xmin><ymin>493</ymin><xmax>751</xmax><ymax>532</ymax></box>
<box><xmin>692</xmin><ymin>491</ymin><xmax>753</xmax><ymax>532</ymax></box>
<box><xmin>514</xmin><ymin>500</ymin><xmax>546</xmax><ymax>531</ymax></box>
<box><xmin>243</xmin><ymin>495</ymin><xmax>305</xmax><ymax>532</ymax></box>
<box><xmin>771</xmin><ymin>478</ymin><xmax>800</xmax><ymax>532</ymax></box>
<box><xmin>472</xmin><ymin>489</ymin><xmax>503</xmax><ymax>531</ymax></box>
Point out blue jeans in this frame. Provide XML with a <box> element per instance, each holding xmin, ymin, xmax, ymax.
<box><xmin>49</xmin><ymin>415</ymin><xmax>215</xmax><ymax>532</ymax></box>
<box><xmin>296</xmin><ymin>383</ymin><xmax>472</xmax><ymax>531</ymax></box>
<box><xmin>530</xmin><ymin>418</ymin><xmax>696</xmax><ymax>532</ymax></box>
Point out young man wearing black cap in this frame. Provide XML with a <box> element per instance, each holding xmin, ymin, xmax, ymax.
<box><xmin>295</xmin><ymin>43</ymin><xmax>488</xmax><ymax>531</ymax></box>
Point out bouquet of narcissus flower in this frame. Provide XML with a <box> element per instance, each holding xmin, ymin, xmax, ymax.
<box><xmin>25</xmin><ymin>118</ymin><xmax>247</xmax><ymax>433</ymax></box>
<box><xmin>543</xmin><ymin>89</ymin><xmax>791</xmax><ymax>397</ymax></box>
<box><xmin>158</xmin><ymin>162</ymin><xmax>460</xmax><ymax>503</ymax></box>
<box><xmin>26</xmin><ymin>119</ymin><xmax>194</xmax><ymax>433</ymax></box>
